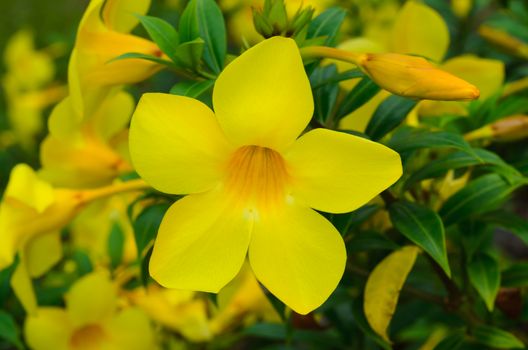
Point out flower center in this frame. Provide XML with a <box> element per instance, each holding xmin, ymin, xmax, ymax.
<box><xmin>70</xmin><ymin>324</ymin><xmax>107</xmax><ymax>350</ymax></box>
<box><xmin>225</xmin><ymin>145</ymin><xmax>290</xmax><ymax>214</ymax></box>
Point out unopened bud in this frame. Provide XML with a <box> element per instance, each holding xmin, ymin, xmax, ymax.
<box><xmin>465</xmin><ymin>115</ymin><xmax>528</xmax><ymax>142</ymax></box>
<box><xmin>357</xmin><ymin>53</ymin><xmax>480</xmax><ymax>100</ymax></box>
<box><xmin>479</xmin><ymin>26</ymin><xmax>528</xmax><ymax>59</ymax></box>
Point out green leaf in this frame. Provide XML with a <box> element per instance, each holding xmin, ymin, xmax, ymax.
<box><xmin>179</xmin><ymin>0</ymin><xmax>226</xmax><ymax>73</ymax></box>
<box><xmin>107</xmin><ymin>222</ymin><xmax>125</xmax><ymax>269</ymax></box>
<box><xmin>310</xmin><ymin>65</ymin><xmax>339</xmax><ymax>123</ymax></box>
<box><xmin>467</xmin><ymin>254</ymin><xmax>500</xmax><ymax>311</ymax></box>
<box><xmin>306</xmin><ymin>7</ymin><xmax>346</xmax><ymax>46</ymax></box>
<box><xmin>388</xmin><ymin>128</ymin><xmax>473</xmax><ymax>154</ymax></box>
<box><xmin>433</xmin><ymin>331</ymin><xmax>465</xmax><ymax>350</ymax></box>
<box><xmin>332</xmin><ymin>204</ymin><xmax>380</xmax><ymax>236</ymax></box>
<box><xmin>351</xmin><ymin>299</ymin><xmax>391</xmax><ymax>350</ymax></box>
<box><xmin>482</xmin><ymin>210</ymin><xmax>528</xmax><ymax>246</ymax></box>
<box><xmin>389</xmin><ymin>201</ymin><xmax>450</xmax><ymax>276</ymax></box>
<box><xmin>136</xmin><ymin>14</ymin><xmax>179</xmax><ymax>61</ymax></box>
<box><xmin>346</xmin><ymin>231</ymin><xmax>399</xmax><ymax>252</ymax></box>
<box><xmin>439</xmin><ymin>174</ymin><xmax>522</xmax><ymax>226</ymax></box>
<box><xmin>365</xmin><ymin>95</ymin><xmax>418</xmax><ymax>140</ymax></box>
<box><xmin>133</xmin><ymin>203</ymin><xmax>171</xmax><ymax>258</ymax></box>
<box><xmin>403</xmin><ymin>149</ymin><xmax>507</xmax><ymax>192</ymax></box>
<box><xmin>243</xmin><ymin>323</ymin><xmax>287</xmax><ymax>340</ymax></box>
<box><xmin>311</xmin><ymin>69</ymin><xmax>364</xmax><ymax>89</ymax></box>
<box><xmin>472</xmin><ymin>325</ymin><xmax>524</xmax><ymax>349</ymax></box>
<box><xmin>170</xmin><ymin>79</ymin><xmax>214</xmax><ymax>99</ymax></box>
<box><xmin>173</xmin><ymin>38</ymin><xmax>205</xmax><ymax>69</ymax></box>
<box><xmin>110</xmin><ymin>52</ymin><xmax>177</xmax><ymax>68</ymax></box>
<box><xmin>336</xmin><ymin>77</ymin><xmax>381</xmax><ymax>121</ymax></box>
<box><xmin>502</xmin><ymin>263</ymin><xmax>528</xmax><ymax>288</ymax></box>
<box><xmin>0</xmin><ymin>311</ymin><xmax>23</xmax><ymax>350</ymax></box>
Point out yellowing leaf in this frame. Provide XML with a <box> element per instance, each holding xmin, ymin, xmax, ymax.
<box><xmin>364</xmin><ymin>245</ymin><xmax>420</xmax><ymax>342</ymax></box>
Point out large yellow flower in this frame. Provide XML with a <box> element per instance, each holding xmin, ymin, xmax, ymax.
<box><xmin>129</xmin><ymin>37</ymin><xmax>402</xmax><ymax>314</ymax></box>
<box><xmin>24</xmin><ymin>270</ymin><xmax>156</xmax><ymax>350</ymax></box>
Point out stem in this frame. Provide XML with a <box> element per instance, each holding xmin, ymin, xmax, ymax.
<box><xmin>300</xmin><ymin>46</ymin><xmax>364</xmax><ymax>65</ymax></box>
<box><xmin>79</xmin><ymin>179</ymin><xmax>150</xmax><ymax>204</ymax></box>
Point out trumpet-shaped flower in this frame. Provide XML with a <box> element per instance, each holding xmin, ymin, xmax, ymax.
<box><xmin>129</xmin><ymin>37</ymin><xmax>402</xmax><ymax>314</ymax></box>
<box><xmin>41</xmin><ymin>91</ymin><xmax>134</xmax><ymax>188</ymax></box>
<box><xmin>70</xmin><ymin>0</ymin><xmax>161</xmax><ymax>117</ymax></box>
<box><xmin>0</xmin><ymin>164</ymin><xmax>83</xmax><ymax>313</ymax></box>
<box><xmin>24</xmin><ymin>270</ymin><xmax>156</xmax><ymax>350</ymax></box>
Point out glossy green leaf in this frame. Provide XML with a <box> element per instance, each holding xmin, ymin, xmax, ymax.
<box><xmin>170</xmin><ymin>79</ymin><xmax>214</xmax><ymax>99</ymax></box>
<box><xmin>311</xmin><ymin>69</ymin><xmax>364</xmax><ymax>89</ymax></box>
<box><xmin>366</xmin><ymin>95</ymin><xmax>418</xmax><ymax>140</ymax></box>
<box><xmin>482</xmin><ymin>210</ymin><xmax>528</xmax><ymax>246</ymax></box>
<box><xmin>337</xmin><ymin>77</ymin><xmax>381</xmax><ymax>121</ymax></box>
<box><xmin>439</xmin><ymin>174</ymin><xmax>522</xmax><ymax>226</ymax></box>
<box><xmin>389</xmin><ymin>201</ymin><xmax>450</xmax><ymax>276</ymax></box>
<box><xmin>0</xmin><ymin>311</ymin><xmax>23</xmax><ymax>350</ymax></box>
<box><xmin>133</xmin><ymin>203</ymin><xmax>171</xmax><ymax>258</ymax></box>
<box><xmin>136</xmin><ymin>14</ymin><xmax>179</xmax><ymax>61</ymax></box>
<box><xmin>179</xmin><ymin>0</ymin><xmax>226</xmax><ymax>73</ymax></box>
<box><xmin>107</xmin><ymin>222</ymin><xmax>125</xmax><ymax>269</ymax></box>
<box><xmin>347</xmin><ymin>231</ymin><xmax>400</xmax><ymax>252</ymax></box>
<box><xmin>403</xmin><ymin>148</ymin><xmax>512</xmax><ymax>192</ymax></box>
<box><xmin>388</xmin><ymin>128</ymin><xmax>473</xmax><ymax>154</ymax></box>
<box><xmin>332</xmin><ymin>204</ymin><xmax>380</xmax><ymax>236</ymax></box>
<box><xmin>473</xmin><ymin>325</ymin><xmax>524</xmax><ymax>349</ymax></box>
<box><xmin>433</xmin><ymin>331</ymin><xmax>465</xmax><ymax>350</ymax></box>
<box><xmin>467</xmin><ymin>254</ymin><xmax>500</xmax><ymax>311</ymax></box>
<box><xmin>173</xmin><ymin>38</ymin><xmax>205</xmax><ymax>69</ymax></box>
<box><xmin>310</xmin><ymin>65</ymin><xmax>339</xmax><ymax>123</ymax></box>
<box><xmin>306</xmin><ymin>7</ymin><xmax>346</xmax><ymax>46</ymax></box>
<box><xmin>110</xmin><ymin>52</ymin><xmax>177</xmax><ymax>68</ymax></box>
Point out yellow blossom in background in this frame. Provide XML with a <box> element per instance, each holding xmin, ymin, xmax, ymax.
<box><xmin>210</xmin><ymin>263</ymin><xmax>281</xmax><ymax>334</ymax></box>
<box><xmin>0</xmin><ymin>164</ymin><xmax>83</xmax><ymax>313</ymax></box>
<box><xmin>2</xmin><ymin>30</ymin><xmax>65</xmax><ymax>149</ymax></box>
<box><xmin>129</xmin><ymin>37</ymin><xmax>402</xmax><ymax>314</ymax></box>
<box><xmin>41</xmin><ymin>91</ymin><xmax>134</xmax><ymax>188</ymax></box>
<box><xmin>69</xmin><ymin>0</ymin><xmax>161</xmax><ymax>118</ymax></box>
<box><xmin>127</xmin><ymin>285</ymin><xmax>211</xmax><ymax>342</ymax></box>
<box><xmin>24</xmin><ymin>270</ymin><xmax>156</xmax><ymax>350</ymax></box>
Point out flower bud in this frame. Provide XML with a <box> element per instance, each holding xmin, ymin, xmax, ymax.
<box><xmin>479</xmin><ymin>26</ymin><xmax>528</xmax><ymax>59</ymax></box>
<box><xmin>465</xmin><ymin>115</ymin><xmax>528</xmax><ymax>142</ymax></box>
<box><xmin>252</xmin><ymin>0</ymin><xmax>313</xmax><ymax>39</ymax></box>
<box><xmin>357</xmin><ymin>53</ymin><xmax>480</xmax><ymax>100</ymax></box>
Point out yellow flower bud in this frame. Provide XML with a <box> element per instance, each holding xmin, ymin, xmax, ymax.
<box><xmin>479</xmin><ymin>26</ymin><xmax>528</xmax><ymax>59</ymax></box>
<box><xmin>357</xmin><ymin>53</ymin><xmax>480</xmax><ymax>100</ymax></box>
<box><xmin>465</xmin><ymin>115</ymin><xmax>528</xmax><ymax>142</ymax></box>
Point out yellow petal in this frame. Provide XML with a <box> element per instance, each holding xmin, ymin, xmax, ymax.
<box><xmin>24</xmin><ymin>308</ymin><xmax>72</xmax><ymax>350</ymax></box>
<box><xmin>149</xmin><ymin>190</ymin><xmax>251</xmax><ymax>292</ymax></box>
<box><xmin>390</xmin><ymin>1</ymin><xmax>449</xmax><ymax>62</ymax></box>
<box><xmin>286</xmin><ymin>128</ymin><xmax>402</xmax><ymax>213</ymax></box>
<box><xmin>130</xmin><ymin>93</ymin><xmax>232</xmax><ymax>194</ymax></box>
<box><xmin>248</xmin><ymin>201</ymin><xmax>346</xmax><ymax>314</ymax></box>
<box><xmin>11</xmin><ymin>260</ymin><xmax>37</xmax><ymax>314</ymax></box>
<box><xmin>25</xmin><ymin>231</ymin><xmax>62</xmax><ymax>278</ymax></box>
<box><xmin>66</xmin><ymin>270</ymin><xmax>117</xmax><ymax>327</ymax></box>
<box><xmin>102</xmin><ymin>0</ymin><xmax>151</xmax><ymax>33</ymax></box>
<box><xmin>5</xmin><ymin>164</ymin><xmax>54</xmax><ymax>213</ymax></box>
<box><xmin>104</xmin><ymin>308</ymin><xmax>155</xmax><ymax>350</ymax></box>
<box><xmin>339</xmin><ymin>90</ymin><xmax>390</xmax><ymax>132</ymax></box>
<box><xmin>364</xmin><ymin>246</ymin><xmax>420</xmax><ymax>342</ymax></box>
<box><xmin>213</xmin><ymin>36</ymin><xmax>313</xmax><ymax>151</ymax></box>
<box><xmin>441</xmin><ymin>55</ymin><xmax>504</xmax><ymax>100</ymax></box>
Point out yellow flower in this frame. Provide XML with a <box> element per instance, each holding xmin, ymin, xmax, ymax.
<box><xmin>356</xmin><ymin>53</ymin><xmax>480</xmax><ymax>100</ymax></box>
<box><xmin>0</xmin><ymin>164</ymin><xmax>83</xmax><ymax>313</ymax></box>
<box><xmin>129</xmin><ymin>37</ymin><xmax>402</xmax><ymax>314</ymax></box>
<box><xmin>70</xmin><ymin>0</ymin><xmax>161</xmax><ymax>116</ymax></box>
<box><xmin>210</xmin><ymin>263</ymin><xmax>281</xmax><ymax>334</ymax></box>
<box><xmin>2</xmin><ymin>30</ymin><xmax>66</xmax><ymax>149</ymax></box>
<box><xmin>127</xmin><ymin>285</ymin><xmax>211</xmax><ymax>342</ymax></box>
<box><xmin>41</xmin><ymin>91</ymin><xmax>134</xmax><ymax>188</ymax></box>
<box><xmin>24</xmin><ymin>270</ymin><xmax>156</xmax><ymax>350</ymax></box>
